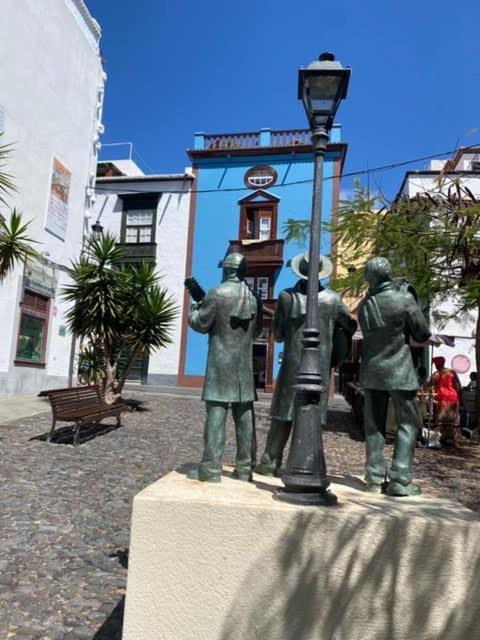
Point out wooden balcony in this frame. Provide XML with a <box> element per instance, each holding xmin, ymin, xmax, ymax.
<box><xmin>270</xmin><ymin>129</ymin><xmax>311</xmax><ymax>147</ymax></box>
<box><xmin>205</xmin><ymin>131</ymin><xmax>260</xmax><ymax>150</ymax></box>
<box><xmin>188</xmin><ymin>127</ymin><xmax>347</xmax><ymax>164</ymax></box>
<box><xmin>116</xmin><ymin>242</ymin><xmax>157</xmax><ymax>264</ymax></box>
<box><xmin>262</xmin><ymin>298</ymin><xmax>276</xmax><ymax>317</ymax></box>
<box><xmin>203</xmin><ymin>129</ymin><xmax>310</xmax><ymax>151</ymax></box>
<box><xmin>228</xmin><ymin>239</ymin><xmax>284</xmax><ymax>269</ymax></box>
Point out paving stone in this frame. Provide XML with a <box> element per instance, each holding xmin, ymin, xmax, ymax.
<box><xmin>0</xmin><ymin>391</ymin><xmax>478</xmax><ymax>636</ymax></box>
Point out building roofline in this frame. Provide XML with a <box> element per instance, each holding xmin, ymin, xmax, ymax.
<box><xmin>96</xmin><ymin>174</ymin><xmax>195</xmax><ymax>184</ymax></box>
<box><xmin>187</xmin><ymin>142</ymin><xmax>348</xmax><ymax>170</ymax></box>
<box><xmin>445</xmin><ymin>147</ymin><xmax>480</xmax><ymax>171</ymax></box>
<box><xmin>395</xmin><ymin>169</ymin><xmax>480</xmax><ymax>199</ymax></box>
<box><xmin>70</xmin><ymin>0</ymin><xmax>101</xmax><ymax>42</ymax></box>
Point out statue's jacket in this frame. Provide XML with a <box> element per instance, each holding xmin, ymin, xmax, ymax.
<box><xmin>271</xmin><ymin>283</ymin><xmax>357</xmax><ymax>423</ymax></box>
<box><xmin>358</xmin><ymin>282</ymin><xmax>431</xmax><ymax>390</ymax></box>
<box><xmin>188</xmin><ymin>279</ymin><xmax>262</xmax><ymax>403</ymax></box>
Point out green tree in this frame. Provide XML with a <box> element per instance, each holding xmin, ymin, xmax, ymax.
<box><xmin>0</xmin><ymin>142</ymin><xmax>37</xmax><ymax>280</ymax></box>
<box><xmin>63</xmin><ymin>233</ymin><xmax>178</xmax><ymax>402</ymax></box>
<box><xmin>283</xmin><ymin>179</ymin><xmax>480</xmax><ymax>423</ymax></box>
<box><xmin>0</xmin><ymin>209</ymin><xmax>38</xmax><ymax>279</ymax></box>
<box><xmin>77</xmin><ymin>345</ymin><xmax>106</xmax><ymax>386</ymax></box>
<box><xmin>298</xmin><ymin>179</ymin><xmax>480</xmax><ymax>425</ymax></box>
<box><xmin>0</xmin><ymin>141</ymin><xmax>15</xmax><ymax>204</ymax></box>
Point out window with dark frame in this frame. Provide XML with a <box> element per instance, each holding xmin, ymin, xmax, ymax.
<box><xmin>121</xmin><ymin>196</ymin><xmax>158</xmax><ymax>244</ymax></box>
<box><xmin>15</xmin><ymin>290</ymin><xmax>50</xmax><ymax>364</ymax></box>
<box><xmin>242</xmin><ymin>206</ymin><xmax>274</xmax><ymax>241</ymax></box>
<box><xmin>245</xmin><ymin>276</ymin><xmax>270</xmax><ymax>300</ymax></box>
<box><xmin>124</xmin><ymin>209</ymin><xmax>154</xmax><ymax>243</ymax></box>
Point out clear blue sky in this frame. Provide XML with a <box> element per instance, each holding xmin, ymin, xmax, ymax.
<box><xmin>88</xmin><ymin>0</ymin><xmax>480</xmax><ymax>199</ymax></box>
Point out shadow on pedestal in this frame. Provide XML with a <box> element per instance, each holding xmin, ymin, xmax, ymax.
<box><xmin>218</xmin><ymin>498</ymin><xmax>480</xmax><ymax>640</ymax></box>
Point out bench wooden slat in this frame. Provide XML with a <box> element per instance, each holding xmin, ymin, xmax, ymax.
<box><xmin>56</xmin><ymin>403</ymin><xmax>127</xmax><ymax>421</ymax></box>
<box><xmin>42</xmin><ymin>385</ymin><xmax>130</xmax><ymax>446</ymax></box>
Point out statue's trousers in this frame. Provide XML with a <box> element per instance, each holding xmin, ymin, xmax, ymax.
<box><xmin>198</xmin><ymin>401</ymin><xmax>255</xmax><ymax>481</ymax></box>
<box><xmin>364</xmin><ymin>389</ymin><xmax>418</xmax><ymax>487</ymax></box>
<box><xmin>258</xmin><ymin>418</ymin><xmax>293</xmax><ymax>475</ymax></box>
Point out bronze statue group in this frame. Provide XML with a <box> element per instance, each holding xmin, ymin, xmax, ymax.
<box><xmin>186</xmin><ymin>252</ymin><xmax>431</xmax><ymax>498</ymax></box>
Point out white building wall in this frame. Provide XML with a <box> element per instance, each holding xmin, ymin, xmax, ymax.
<box><xmin>0</xmin><ymin>0</ymin><xmax>104</xmax><ymax>397</ymax></box>
<box><xmin>92</xmin><ymin>178</ymin><xmax>192</xmax><ymax>385</ymax></box>
<box><xmin>431</xmin><ymin>298</ymin><xmax>476</xmax><ymax>386</ymax></box>
<box><xmin>401</xmin><ymin>172</ymin><xmax>478</xmax><ymax>383</ymax></box>
<box><xmin>401</xmin><ymin>174</ymin><xmax>480</xmax><ymax>199</ymax></box>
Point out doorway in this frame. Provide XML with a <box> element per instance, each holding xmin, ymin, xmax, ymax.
<box><xmin>253</xmin><ymin>344</ymin><xmax>267</xmax><ymax>390</ymax></box>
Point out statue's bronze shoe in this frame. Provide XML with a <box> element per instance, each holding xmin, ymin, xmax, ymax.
<box><xmin>255</xmin><ymin>462</ymin><xmax>276</xmax><ymax>477</ymax></box>
<box><xmin>365</xmin><ymin>482</ymin><xmax>387</xmax><ymax>494</ymax></box>
<box><xmin>386</xmin><ymin>482</ymin><xmax>421</xmax><ymax>497</ymax></box>
<box><xmin>186</xmin><ymin>467</ymin><xmax>221</xmax><ymax>483</ymax></box>
<box><xmin>232</xmin><ymin>469</ymin><xmax>252</xmax><ymax>482</ymax></box>
<box><xmin>365</xmin><ymin>483</ymin><xmax>382</xmax><ymax>493</ymax></box>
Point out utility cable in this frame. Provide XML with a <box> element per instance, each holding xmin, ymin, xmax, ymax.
<box><xmin>91</xmin><ymin>141</ymin><xmax>480</xmax><ymax>196</ymax></box>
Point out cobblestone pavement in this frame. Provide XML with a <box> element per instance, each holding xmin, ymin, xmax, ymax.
<box><xmin>0</xmin><ymin>392</ymin><xmax>479</xmax><ymax>639</ymax></box>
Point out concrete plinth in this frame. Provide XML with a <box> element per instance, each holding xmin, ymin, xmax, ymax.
<box><xmin>123</xmin><ymin>468</ymin><xmax>480</xmax><ymax>640</ymax></box>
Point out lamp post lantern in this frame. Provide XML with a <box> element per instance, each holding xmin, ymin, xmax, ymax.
<box><xmin>276</xmin><ymin>53</ymin><xmax>350</xmax><ymax>506</ymax></box>
<box><xmin>91</xmin><ymin>221</ymin><xmax>104</xmax><ymax>240</ymax></box>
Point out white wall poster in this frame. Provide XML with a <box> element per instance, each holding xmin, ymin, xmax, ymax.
<box><xmin>45</xmin><ymin>158</ymin><xmax>71</xmax><ymax>240</ymax></box>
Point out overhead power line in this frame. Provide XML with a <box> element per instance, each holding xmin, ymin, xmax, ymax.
<box><xmin>92</xmin><ymin>141</ymin><xmax>480</xmax><ymax>196</ymax></box>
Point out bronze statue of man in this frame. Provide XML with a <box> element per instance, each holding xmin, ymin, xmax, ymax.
<box><xmin>256</xmin><ymin>252</ymin><xmax>357</xmax><ymax>476</ymax></box>
<box><xmin>358</xmin><ymin>257</ymin><xmax>430</xmax><ymax>496</ymax></box>
<box><xmin>187</xmin><ymin>253</ymin><xmax>262</xmax><ymax>482</ymax></box>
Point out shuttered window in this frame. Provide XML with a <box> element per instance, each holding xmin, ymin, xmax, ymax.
<box><xmin>16</xmin><ymin>290</ymin><xmax>50</xmax><ymax>364</ymax></box>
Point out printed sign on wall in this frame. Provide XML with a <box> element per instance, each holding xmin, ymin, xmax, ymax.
<box><xmin>45</xmin><ymin>158</ymin><xmax>71</xmax><ymax>240</ymax></box>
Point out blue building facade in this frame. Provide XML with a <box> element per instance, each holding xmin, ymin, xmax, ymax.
<box><xmin>178</xmin><ymin>126</ymin><xmax>347</xmax><ymax>391</ymax></box>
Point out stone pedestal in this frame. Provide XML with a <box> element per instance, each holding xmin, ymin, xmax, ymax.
<box><xmin>122</xmin><ymin>468</ymin><xmax>480</xmax><ymax>640</ymax></box>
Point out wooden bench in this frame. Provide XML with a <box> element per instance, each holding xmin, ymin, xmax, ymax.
<box><xmin>38</xmin><ymin>386</ymin><xmax>75</xmax><ymax>398</ymax></box>
<box><xmin>40</xmin><ymin>385</ymin><xmax>129</xmax><ymax>446</ymax></box>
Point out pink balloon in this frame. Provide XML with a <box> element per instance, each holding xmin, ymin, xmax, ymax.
<box><xmin>451</xmin><ymin>354</ymin><xmax>471</xmax><ymax>374</ymax></box>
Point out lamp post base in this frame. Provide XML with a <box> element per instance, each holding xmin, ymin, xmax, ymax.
<box><xmin>274</xmin><ymin>487</ymin><xmax>338</xmax><ymax>506</ymax></box>
<box><xmin>279</xmin><ymin>398</ymin><xmax>337</xmax><ymax>505</ymax></box>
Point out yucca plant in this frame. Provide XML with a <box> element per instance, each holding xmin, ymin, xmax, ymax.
<box><xmin>0</xmin><ymin>209</ymin><xmax>38</xmax><ymax>280</ymax></box>
<box><xmin>116</xmin><ymin>284</ymin><xmax>178</xmax><ymax>393</ymax></box>
<box><xmin>77</xmin><ymin>345</ymin><xmax>106</xmax><ymax>386</ymax></box>
<box><xmin>0</xmin><ymin>141</ymin><xmax>37</xmax><ymax>280</ymax></box>
<box><xmin>0</xmin><ymin>141</ymin><xmax>16</xmax><ymax>205</ymax></box>
<box><xmin>63</xmin><ymin>233</ymin><xmax>178</xmax><ymax>402</ymax></box>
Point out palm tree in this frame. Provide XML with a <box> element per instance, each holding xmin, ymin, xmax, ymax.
<box><xmin>63</xmin><ymin>233</ymin><xmax>178</xmax><ymax>401</ymax></box>
<box><xmin>0</xmin><ymin>141</ymin><xmax>15</xmax><ymax>205</ymax></box>
<box><xmin>0</xmin><ymin>209</ymin><xmax>38</xmax><ymax>279</ymax></box>
<box><xmin>0</xmin><ymin>141</ymin><xmax>37</xmax><ymax>281</ymax></box>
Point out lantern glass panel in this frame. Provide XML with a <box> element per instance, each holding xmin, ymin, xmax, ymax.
<box><xmin>307</xmin><ymin>75</ymin><xmax>343</xmax><ymax>115</ymax></box>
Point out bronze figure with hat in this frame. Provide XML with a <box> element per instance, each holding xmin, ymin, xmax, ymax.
<box><xmin>186</xmin><ymin>252</ymin><xmax>262</xmax><ymax>482</ymax></box>
<box><xmin>256</xmin><ymin>251</ymin><xmax>357</xmax><ymax>477</ymax></box>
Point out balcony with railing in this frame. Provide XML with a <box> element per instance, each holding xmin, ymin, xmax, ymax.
<box><xmin>190</xmin><ymin>125</ymin><xmax>343</xmax><ymax>158</ymax></box>
<box><xmin>228</xmin><ymin>239</ymin><xmax>284</xmax><ymax>269</ymax></box>
<box><xmin>116</xmin><ymin>242</ymin><xmax>157</xmax><ymax>263</ymax></box>
<box><xmin>196</xmin><ymin>128</ymin><xmax>310</xmax><ymax>152</ymax></box>
<box><xmin>204</xmin><ymin>131</ymin><xmax>260</xmax><ymax>151</ymax></box>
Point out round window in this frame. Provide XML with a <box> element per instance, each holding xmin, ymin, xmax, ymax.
<box><xmin>244</xmin><ymin>166</ymin><xmax>277</xmax><ymax>189</ymax></box>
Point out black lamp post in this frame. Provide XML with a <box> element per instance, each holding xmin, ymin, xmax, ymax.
<box><xmin>276</xmin><ymin>53</ymin><xmax>350</xmax><ymax>506</ymax></box>
<box><xmin>91</xmin><ymin>221</ymin><xmax>104</xmax><ymax>240</ymax></box>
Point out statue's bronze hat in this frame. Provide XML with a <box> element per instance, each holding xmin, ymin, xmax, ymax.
<box><xmin>291</xmin><ymin>251</ymin><xmax>333</xmax><ymax>281</ymax></box>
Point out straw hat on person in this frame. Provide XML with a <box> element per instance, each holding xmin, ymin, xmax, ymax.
<box><xmin>291</xmin><ymin>251</ymin><xmax>333</xmax><ymax>280</ymax></box>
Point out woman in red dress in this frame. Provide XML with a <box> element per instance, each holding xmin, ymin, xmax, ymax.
<box><xmin>430</xmin><ymin>356</ymin><xmax>462</xmax><ymax>445</ymax></box>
